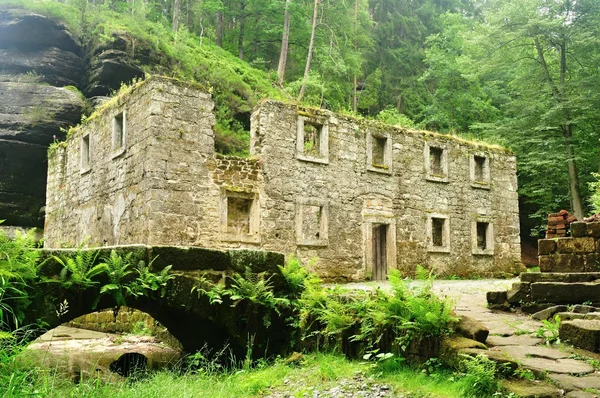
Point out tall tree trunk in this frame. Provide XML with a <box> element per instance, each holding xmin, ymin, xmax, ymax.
<box><xmin>352</xmin><ymin>0</ymin><xmax>358</xmax><ymax>113</ymax></box>
<box><xmin>216</xmin><ymin>10</ymin><xmax>223</xmax><ymax>47</ymax></box>
<box><xmin>238</xmin><ymin>1</ymin><xmax>246</xmax><ymax>60</ymax></box>
<box><xmin>534</xmin><ymin>36</ymin><xmax>584</xmax><ymax>219</ymax></box>
<box><xmin>298</xmin><ymin>0</ymin><xmax>319</xmax><ymax>101</ymax></box>
<box><xmin>172</xmin><ymin>0</ymin><xmax>181</xmax><ymax>32</ymax></box>
<box><xmin>277</xmin><ymin>0</ymin><xmax>291</xmax><ymax>86</ymax></box>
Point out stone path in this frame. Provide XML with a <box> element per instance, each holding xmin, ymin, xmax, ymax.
<box><xmin>340</xmin><ymin>279</ymin><xmax>600</xmax><ymax>397</ymax></box>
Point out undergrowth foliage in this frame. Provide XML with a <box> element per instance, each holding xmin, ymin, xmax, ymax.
<box><xmin>193</xmin><ymin>256</ymin><xmax>457</xmax><ymax>360</ymax></box>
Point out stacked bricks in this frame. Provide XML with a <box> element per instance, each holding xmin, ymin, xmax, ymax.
<box><xmin>538</xmin><ymin>221</ymin><xmax>600</xmax><ymax>272</ymax></box>
<box><xmin>546</xmin><ymin>209</ymin><xmax>578</xmax><ymax>238</ymax></box>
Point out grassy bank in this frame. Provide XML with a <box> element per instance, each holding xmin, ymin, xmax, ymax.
<box><xmin>5</xmin><ymin>352</ymin><xmax>476</xmax><ymax>397</ymax></box>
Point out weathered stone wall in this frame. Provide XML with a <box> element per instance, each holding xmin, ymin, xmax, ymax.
<box><xmin>538</xmin><ymin>222</ymin><xmax>600</xmax><ymax>272</ymax></box>
<box><xmin>45</xmin><ymin>78</ymin><xmax>521</xmax><ymax>280</ymax></box>
<box><xmin>252</xmin><ymin>101</ymin><xmax>521</xmax><ymax>279</ymax></box>
<box><xmin>45</xmin><ymin>78</ymin><xmax>215</xmax><ymax>246</ymax></box>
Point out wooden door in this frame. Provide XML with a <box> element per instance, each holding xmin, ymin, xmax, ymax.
<box><xmin>372</xmin><ymin>224</ymin><xmax>388</xmax><ymax>281</ymax></box>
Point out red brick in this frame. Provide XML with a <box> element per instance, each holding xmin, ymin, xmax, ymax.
<box><xmin>548</xmin><ymin>216</ymin><xmax>564</xmax><ymax>223</ymax></box>
<box><xmin>567</xmin><ymin>215</ymin><xmax>578</xmax><ymax>223</ymax></box>
<box><xmin>549</xmin><ymin>213</ymin><xmax>561</xmax><ymax>218</ymax></box>
<box><xmin>559</xmin><ymin>209</ymin><xmax>569</xmax><ymax>216</ymax></box>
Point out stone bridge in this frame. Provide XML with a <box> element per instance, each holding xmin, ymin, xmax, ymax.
<box><xmin>26</xmin><ymin>245</ymin><xmax>294</xmax><ymax>357</ymax></box>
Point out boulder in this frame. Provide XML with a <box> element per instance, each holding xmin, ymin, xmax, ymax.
<box><xmin>0</xmin><ymin>82</ymin><xmax>84</xmax><ymax>145</ymax></box>
<box><xmin>455</xmin><ymin>315</ymin><xmax>489</xmax><ymax>343</ymax></box>
<box><xmin>0</xmin><ymin>9</ymin><xmax>79</xmax><ymax>54</ymax></box>
<box><xmin>0</xmin><ymin>47</ymin><xmax>83</xmax><ymax>87</ymax></box>
<box><xmin>560</xmin><ymin>319</ymin><xmax>600</xmax><ymax>352</ymax></box>
<box><xmin>0</xmin><ymin>138</ymin><xmax>46</xmax><ymax>227</ymax></box>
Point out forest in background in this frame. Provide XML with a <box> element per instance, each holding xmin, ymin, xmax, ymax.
<box><xmin>3</xmin><ymin>0</ymin><xmax>600</xmax><ymax>237</ymax></box>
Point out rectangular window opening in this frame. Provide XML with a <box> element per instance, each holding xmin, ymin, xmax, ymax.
<box><xmin>301</xmin><ymin>205</ymin><xmax>323</xmax><ymax>241</ymax></box>
<box><xmin>477</xmin><ymin>222</ymin><xmax>488</xmax><ymax>250</ymax></box>
<box><xmin>227</xmin><ymin>197</ymin><xmax>252</xmax><ymax>235</ymax></box>
<box><xmin>430</xmin><ymin>147</ymin><xmax>443</xmax><ymax>176</ymax></box>
<box><xmin>303</xmin><ymin>123</ymin><xmax>322</xmax><ymax>157</ymax></box>
<box><xmin>113</xmin><ymin>112</ymin><xmax>125</xmax><ymax>150</ymax></box>
<box><xmin>81</xmin><ymin>135</ymin><xmax>90</xmax><ymax>169</ymax></box>
<box><xmin>432</xmin><ymin>218</ymin><xmax>445</xmax><ymax>247</ymax></box>
<box><xmin>372</xmin><ymin>136</ymin><xmax>387</xmax><ymax>167</ymax></box>
<box><xmin>474</xmin><ymin>155</ymin><xmax>486</xmax><ymax>182</ymax></box>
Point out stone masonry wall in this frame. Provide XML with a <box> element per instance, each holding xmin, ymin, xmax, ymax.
<box><xmin>45</xmin><ymin>78</ymin><xmax>521</xmax><ymax>280</ymax></box>
<box><xmin>538</xmin><ymin>222</ymin><xmax>600</xmax><ymax>272</ymax></box>
<box><xmin>251</xmin><ymin>101</ymin><xmax>521</xmax><ymax>279</ymax></box>
<box><xmin>45</xmin><ymin>78</ymin><xmax>215</xmax><ymax>246</ymax></box>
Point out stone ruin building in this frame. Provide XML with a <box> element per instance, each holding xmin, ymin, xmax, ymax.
<box><xmin>44</xmin><ymin>77</ymin><xmax>521</xmax><ymax>281</ymax></box>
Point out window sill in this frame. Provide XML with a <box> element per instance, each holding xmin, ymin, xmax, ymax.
<box><xmin>472</xmin><ymin>250</ymin><xmax>494</xmax><ymax>256</ymax></box>
<box><xmin>80</xmin><ymin>166</ymin><xmax>92</xmax><ymax>175</ymax></box>
<box><xmin>297</xmin><ymin>239</ymin><xmax>329</xmax><ymax>247</ymax></box>
<box><xmin>221</xmin><ymin>234</ymin><xmax>261</xmax><ymax>244</ymax></box>
<box><xmin>428</xmin><ymin>246</ymin><xmax>450</xmax><ymax>253</ymax></box>
<box><xmin>297</xmin><ymin>153</ymin><xmax>329</xmax><ymax>165</ymax></box>
<box><xmin>111</xmin><ymin>148</ymin><xmax>126</xmax><ymax>160</ymax></box>
<box><xmin>368</xmin><ymin>165</ymin><xmax>392</xmax><ymax>175</ymax></box>
<box><xmin>471</xmin><ymin>181</ymin><xmax>491</xmax><ymax>190</ymax></box>
<box><xmin>426</xmin><ymin>175</ymin><xmax>449</xmax><ymax>183</ymax></box>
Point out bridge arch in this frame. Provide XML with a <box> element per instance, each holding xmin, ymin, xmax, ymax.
<box><xmin>25</xmin><ymin>246</ymin><xmax>294</xmax><ymax>358</ymax></box>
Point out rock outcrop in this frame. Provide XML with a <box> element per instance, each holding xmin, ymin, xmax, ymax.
<box><xmin>0</xmin><ymin>9</ymin><xmax>84</xmax><ymax>227</ymax></box>
<box><xmin>0</xmin><ymin>82</ymin><xmax>84</xmax><ymax>145</ymax></box>
<box><xmin>84</xmin><ymin>31</ymin><xmax>148</xmax><ymax>97</ymax></box>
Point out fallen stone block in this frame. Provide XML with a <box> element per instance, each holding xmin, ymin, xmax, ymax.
<box><xmin>455</xmin><ymin>315</ymin><xmax>489</xmax><ymax>343</ymax></box>
<box><xmin>560</xmin><ymin>319</ymin><xmax>600</xmax><ymax>352</ymax></box>
<box><xmin>572</xmin><ymin>304</ymin><xmax>597</xmax><ymax>314</ymax></box>
<box><xmin>530</xmin><ymin>281</ymin><xmax>600</xmax><ymax>304</ymax></box>
<box><xmin>531</xmin><ymin>305</ymin><xmax>568</xmax><ymax>321</ymax></box>
<box><xmin>507</xmin><ymin>282</ymin><xmax>530</xmax><ymax>305</ymax></box>
<box><xmin>486</xmin><ymin>290</ymin><xmax>507</xmax><ymax>305</ymax></box>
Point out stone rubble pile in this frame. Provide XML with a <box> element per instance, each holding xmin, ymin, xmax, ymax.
<box><xmin>545</xmin><ymin>209</ymin><xmax>577</xmax><ymax>239</ymax></box>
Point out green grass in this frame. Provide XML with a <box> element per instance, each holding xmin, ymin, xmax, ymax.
<box><xmin>5</xmin><ymin>353</ymin><xmax>471</xmax><ymax>397</ymax></box>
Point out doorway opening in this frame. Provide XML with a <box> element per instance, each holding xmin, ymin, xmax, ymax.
<box><xmin>372</xmin><ymin>224</ymin><xmax>388</xmax><ymax>281</ymax></box>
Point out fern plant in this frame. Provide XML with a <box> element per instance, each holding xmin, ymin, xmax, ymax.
<box><xmin>132</xmin><ymin>257</ymin><xmax>173</xmax><ymax>298</ymax></box>
<box><xmin>95</xmin><ymin>250</ymin><xmax>136</xmax><ymax>307</ymax></box>
<box><xmin>52</xmin><ymin>248</ymin><xmax>105</xmax><ymax>290</ymax></box>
